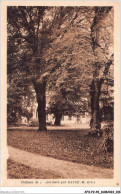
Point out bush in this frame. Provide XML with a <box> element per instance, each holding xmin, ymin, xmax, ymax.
<box><xmin>87</xmin><ymin>122</ymin><xmax>114</xmax><ymax>157</ymax></box>
<box><xmin>102</xmin><ymin>123</ymin><xmax>114</xmax><ymax>153</ymax></box>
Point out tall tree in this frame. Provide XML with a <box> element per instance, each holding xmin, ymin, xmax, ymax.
<box><xmin>47</xmin><ymin>55</ymin><xmax>91</xmax><ymax>126</ymax></box>
<box><xmin>45</xmin><ymin>7</ymin><xmax>94</xmax><ymax>126</ymax></box>
<box><xmin>7</xmin><ymin>6</ymin><xmax>48</xmax><ymax>130</ymax></box>
<box><xmin>7</xmin><ymin>6</ymin><xmax>73</xmax><ymax>131</ymax></box>
<box><xmin>90</xmin><ymin>7</ymin><xmax>114</xmax><ymax>130</ymax></box>
<box><xmin>47</xmin><ymin>85</ymin><xmax>89</xmax><ymax>126</ymax></box>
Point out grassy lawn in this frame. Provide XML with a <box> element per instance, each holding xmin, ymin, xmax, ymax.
<box><xmin>7</xmin><ymin>159</ymin><xmax>62</xmax><ymax>179</ymax></box>
<box><xmin>7</xmin><ymin>128</ymin><xmax>113</xmax><ymax>169</ymax></box>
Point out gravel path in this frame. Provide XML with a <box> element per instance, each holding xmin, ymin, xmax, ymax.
<box><xmin>8</xmin><ymin>146</ymin><xmax>113</xmax><ymax>179</ymax></box>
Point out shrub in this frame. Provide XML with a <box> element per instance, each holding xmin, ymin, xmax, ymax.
<box><xmin>102</xmin><ymin>123</ymin><xmax>114</xmax><ymax>153</ymax></box>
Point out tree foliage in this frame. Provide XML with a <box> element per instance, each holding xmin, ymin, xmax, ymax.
<box><xmin>7</xmin><ymin>6</ymin><xmax>114</xmax><ymax>131</ymax></box>
<box><xmin>89</xmin><ymin>7</ymin><xmax>114</xmax><ymax>130</ymax></box>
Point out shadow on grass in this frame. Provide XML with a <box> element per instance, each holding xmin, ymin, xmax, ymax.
<box><xmin>7</xmin><ymin>127</ymin><xmax>91</xmax><ymax>135</ymax></box>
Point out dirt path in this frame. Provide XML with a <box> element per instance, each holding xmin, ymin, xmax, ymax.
<box><xmin>8</xmin><ymin>146</ymin><xmax>113</xmax><ymax>179</ymax></box>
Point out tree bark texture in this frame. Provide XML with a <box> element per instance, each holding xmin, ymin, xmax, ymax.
<box><xmin>34</xmin><ymin>78</ymin><xmax>47</xmax><ymax>131</ymax></box>
<box><xmin>90</xmin><ymin>79</ymin><xmax>103</xmax><ymax>130</ymax></box>
<box><xmin>54</xmin><ymin>113</ymin><xmax>62</xmax><ymax>126</ymax></box>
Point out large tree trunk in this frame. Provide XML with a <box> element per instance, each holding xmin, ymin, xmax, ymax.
<box><xmin>90</xmin><ymin>79</ymin><xmax>102</xmax><ymax>131</ymax></box>
<box><xmin>34</xmin><ymin>78</ymin><xmax>47</xmax><ymax>131</ymax></box>
<box><xmin>54</xmin><ymin>113</ymin><xmax>62</xmax><ymax>126</ymax></box>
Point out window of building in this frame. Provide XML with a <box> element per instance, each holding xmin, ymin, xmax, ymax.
<box><xmin>61</xmin><ymin>115</ymin><xmax>64</xmax><ymax>121</ymax></box>
<box><xmin>82</xmin><ymin>114</ymin><xmax>85</xmax><ymax>118</ymax></box>
<box><xmin>68</xmin><ymin>116</ymin><xmax>71</xmax><ymax>120</ymax></box>
<box><xmin>46</xmin><ymin>114</ymin><xmax>48</xmax><ymax>121</ymax></box>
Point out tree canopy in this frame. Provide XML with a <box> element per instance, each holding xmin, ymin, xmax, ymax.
<box><xmin>7</xmin><ymin>6</ymin><xmax>114</xmax><ymax>131</ymax></box>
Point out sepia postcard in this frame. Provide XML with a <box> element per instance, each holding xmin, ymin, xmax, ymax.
<box><xmin>1</xmin><ymin>1</ymin><xmax>120</xmax><ymax>187</ymax></box>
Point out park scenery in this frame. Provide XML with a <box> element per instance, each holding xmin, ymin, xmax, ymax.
<box><xmin>7</xmin><ymin>6</ymin><xmax>114</xmax><ymax>179</ymax></box>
